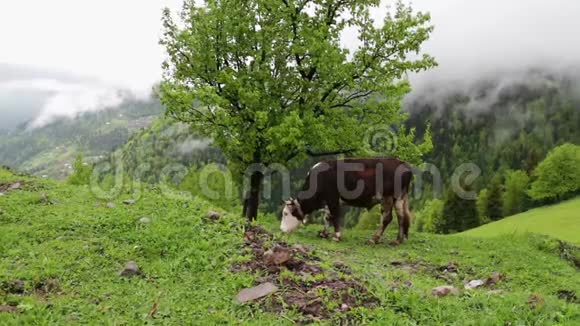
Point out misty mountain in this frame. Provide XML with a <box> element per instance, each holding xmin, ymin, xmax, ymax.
<box><xmin>0</xmin><ymin>63</ymin><xmax>146</xmax><ymax>131</ymax></box>
<box><xmin>405</xmin><ymin>68</ymin><xmax>580</xmax><ymax>195</ymax></box>
<box><xmin>0</xmin><ymin>97</ymin><xmax>163</xmax><ymax>178</ymax></box>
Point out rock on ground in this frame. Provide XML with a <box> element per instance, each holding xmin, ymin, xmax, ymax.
<box><xmin>465</xmin><ymin>279</ymin><xmax>485</xmax><ymax>289</ymax></box>
<box><xmin>236</xmin><ymin>282</ymin><xmax>278</xmax><ymax>303</ymax></box>
<box><xmin>206</xmin><ymin>211</ymin><xmax>222</xmax><ymax>220</ymax></box>
<box><xmin>263</xmin><ymin>246</ymin><xmax>292</xmax><ymax>266</ymax></box>
<box><xmin>138</xmin><ymin>217</ymin><xmax>152</xmax><ymax>224</ymax></box>
<box><xmin>432</xmin><ymin>285</ymin><xmax>460</xmax><ymax>297</ymax></box>
<box><xmin>119</xmin><ymin>261</ymin><xmax>141</xmax><ymax>277</ymax></box>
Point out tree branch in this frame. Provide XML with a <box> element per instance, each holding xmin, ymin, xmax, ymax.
<box><xmin>306</xmin><ymin>148</ymin><xmax>356</xmax><ymax>157</ymax></box>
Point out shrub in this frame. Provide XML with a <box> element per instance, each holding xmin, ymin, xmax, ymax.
<box><xmin>356</xmin><ymin>206</ymin><xmax>381</xmax><ymax>230</ymax></box>
<box><xmin>67</xmin><ymin>154</ymin><xmax>93</xmax><ymax>186</ymax></box>
<box><xmin>528</xmin><ymin>143</ymin><xmax>580</xmax><ymax>202</ymax></box>
<box><xmin>502</xmin><ymin>169</ymin><xmax>530</xmax><ymax>216</ymax></box>
<box><xmin>414</xmin><ymin>199</ymin><xmax>444</xmax><ymax>233</ymax></box>
<box><xmin>476</xmin><ymin>188</ymin><xmax>489</xmax><ymax>224</ymax></box>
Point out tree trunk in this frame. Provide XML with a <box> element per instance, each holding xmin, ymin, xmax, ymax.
<box><xmin>243</xmin><ymin>171</ymin><xmax>263</xmax><ymax>221</ymax></box>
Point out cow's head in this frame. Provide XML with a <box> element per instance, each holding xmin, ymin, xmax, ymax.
<box><xmin>280</xmin><ymin>198</ymin><xmax>305</xmax><ymax>233</ymax></box>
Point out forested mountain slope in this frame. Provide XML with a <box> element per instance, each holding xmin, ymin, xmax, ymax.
<box><xmin>0</xmin><ymin>99</ymin><xmax>163</xmax><ymax>178</ymax></box>
<box><xmin>406</xmin><ymin>70</ymin><xmax>580</xmax><ymax>189</ymax></box>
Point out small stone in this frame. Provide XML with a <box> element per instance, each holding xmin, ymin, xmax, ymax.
<box><xmin>264</xmin><ymin>247</ymin><xmax>292</xmax><ymax>266</ymax></box>
<box><xmin>206</xmin><ymin>210</ymin><xmax>222</xmax><ymax>220</ymax></box>
<box><xmin>119</xmin><ymin>261</ymin><xmax>141</xmax><ymax>277</ymax></box>
<box><xmin>340</xmin><ymin>303</ymin><xmax>349</xmax><ymax>312</ymax></box>
<box><xmin>138</xmin><ymin>217</ymin><xmax>151</xmax><ymax>224</ymax></box>
<box><xmin>291</xmin><ymin>244</ymin><xmax>309</xmax><ymax>254</ymax></box>
<box><xmin>106</xmin><ymin>203</ymin><xmax>116</xmax><ymax>209</ymax></box>
<box><xmin>123</xmin><ymin>199</ymin><xmax>137</xmax><ymax>205</ymax></box>
<box><xmin>404</xmin><ymin>280</ymin><xmax>413</xmax><ymax>288</ymax></box>
<box><xmin>465</xmin><ymin>279</ymin><xmax>485</xmax><ymax>289</ymax></box>
<box><xmin>236</xmin><ymin>282</ymin><xmax>278</xmax><ymax>303</ymax></box>
<box><xmin>431</xmin><ymin>285</ymin><xmax>460</xmax><ymax>297</ymax></box>
<box><xmin>486</xmin><ymin>272</ymin><xmax>503</xmax><ymax>285</ymax></box>
<box><xmin>443</xmin><ymin>262</ymin><xmax>459</xmax><ymax>273</ymax></box>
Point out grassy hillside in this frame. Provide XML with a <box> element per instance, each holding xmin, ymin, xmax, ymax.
<box><xmin>460</xmin><ymin>198</ymin><xmax>580</xmax><ymax>244</ymax></box>
<box><xmin>0</xmin><ymin>168</ymin><xmax>578</xmax><ymax>324</ymax></box>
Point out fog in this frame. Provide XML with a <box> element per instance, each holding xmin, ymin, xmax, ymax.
<box><xmin>1</xmin><ymin>0</ymin><xmax>580</xmax><ymax>129</ymax></box>
<box><xmin>0</xmin><ymin>67</ymin><xmax>139</xmax><ymax>129</ymax></box>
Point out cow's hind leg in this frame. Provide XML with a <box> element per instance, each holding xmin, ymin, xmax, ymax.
<box><xmin>403</xmin><ymin>197</ymin><xmax>412</xmax><ymax>239</ymax></box>
<box><xmin>392</xmin><ymin>195</ymin><xmax>408</xmax><ymax>245</ymax></box>
<box><xmin>369</xmin><ymin>196</ymin><xmax>394</xmax><ymax>244</ymax></box>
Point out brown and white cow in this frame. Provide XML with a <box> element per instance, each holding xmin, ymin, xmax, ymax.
<box><xmin>280</xmin><ymin>158</ymin><xmax>413</xmax><ymax>244</ymax></box>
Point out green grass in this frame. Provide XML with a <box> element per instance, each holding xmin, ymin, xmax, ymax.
<box><xmin>460</xmin><ymin>198</ymin><xmax>580</xmax><ymax>244</ymax></box>
<box><xmin>1</xmin><ymin>168</ymin><xmax>579</xmax><ymax>324</ymax></box>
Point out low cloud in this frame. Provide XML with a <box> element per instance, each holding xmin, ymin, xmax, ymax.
<box><xmin>0</xmin><ymin>75</ymin><xmax>152</xmax><ymax>129</ymax></box>
<box><xmin>177</xmin><ymin>138</ymin><xmax>212</xmax><ymax>155</ymax></box>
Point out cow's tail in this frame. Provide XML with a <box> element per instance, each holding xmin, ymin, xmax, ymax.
<box><xmin>401</xmin><ymin>166</ymin><xmax>414</xmax><ymax>238</ymax></box>
<box><xmin>396</xmin><ymin>163</ymin><xmax>414</xmax><ymax>199</ymax></box>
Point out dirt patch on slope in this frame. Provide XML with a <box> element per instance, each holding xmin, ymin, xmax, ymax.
<box><xmin>0</xmin><ymin>181</ymin><xmax>28</xmax><ymax>194</ymax></box>
<box><xmin>557</xmin><ymin>241</ymin><xmax>580</xmax><ymax>269</ymax></box>
<box><xmin>232</xmin><ymin>226</ymin><xmax>379</xmax><ymax>323</ymax></box>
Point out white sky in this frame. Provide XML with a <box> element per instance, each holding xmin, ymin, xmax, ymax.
<box><xmin>1</xmin><ymin>0</ymin><xmax>579</xmax><ymax>92</ymax></box>
<box><xmin>0</xmin><ymin>0</ymin><xmax>182</xmax><ymax>90</ymax></box>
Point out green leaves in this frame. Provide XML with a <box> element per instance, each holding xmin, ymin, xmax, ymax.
<box><xmin>67</xmin><ymin>154</ymin><xmax>92</xmax><ymax>186</ymax></box>
<box><xmin>159</xmin><ymin>0</ymin><xmax>436</xmax><ymax>174</ymax></box>
<box><xmin>528</xmin><ymin>143</ymin><xmax>580</xmax><ymax>201</ymax></box>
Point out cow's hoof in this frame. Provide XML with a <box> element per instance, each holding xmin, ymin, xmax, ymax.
<box><xmin>332</xmin><ymin>236</ymin><xmax>341</xmax><ymax>242</ymax></box>
<box><xmin>368</xmin><ymin>238</ymin><xmax>380</xmax><ymax>245</ymax></box>
<box><xmin>318</xmin><ymin>231</ymin><xmax>330</xmax><ymax>239</ymax></box>
<box><xmin>389</xmin><ymin>240</ymin><xmax>401</xmax><ymax>246</ymax></box>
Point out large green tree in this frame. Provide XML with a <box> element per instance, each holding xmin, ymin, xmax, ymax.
<box><xmin>487</xmin><ymin>175</ymin><xmax>504</xmax><ymax>221</ymax></box>
<box><xmin>528</xmin><ymin>143</ymin><xmax>580</xmax><ymax>202</ymax></box>
<box><xmin>502</xmin><ymin>169</ymin><xmax>530</xmax><ymax>216</ymax></box>
<box><xmin>159</xmin><ymin>0</ymin><xmax>436</xmax><ymax>220</ymax></box>
<box><xmin>441</xmin><ymin>186</ymin><xmax>478</xmax><ymax>233</ymax></box>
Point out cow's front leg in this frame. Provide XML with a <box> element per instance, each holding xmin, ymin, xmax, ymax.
<box><xmin>318</xmin><ymin>206</ymin><xmax>331</xmax><ymax>239</ymax></box>
<box><xmin>328</xmin><ymin>204</ymin><xmax>342</xmax><ymax>242</ymax></box>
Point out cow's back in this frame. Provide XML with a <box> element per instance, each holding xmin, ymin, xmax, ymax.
<box><xmin>301</xmin><ymin>158</ymin><xmax>412</xmax><ymax>209</ymax></box>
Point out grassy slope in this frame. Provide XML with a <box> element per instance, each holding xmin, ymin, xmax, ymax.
<box><xmin>0</xmin><ymin>169</ymin><xmax>578</xmax><ymax>325</ymax></box>
<box><xmin>460</xmin><ymin>198</ymin><xmax>580</xmax><ymax>244</ymax></box>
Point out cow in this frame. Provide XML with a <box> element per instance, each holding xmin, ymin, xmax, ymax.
<box><xmin>280</xmin><ymin>157</ymin><xmax>413</xmax><ymax>245</ymax></box>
